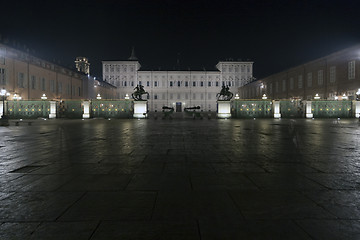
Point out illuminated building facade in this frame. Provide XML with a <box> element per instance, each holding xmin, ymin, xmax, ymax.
<box><xmin>102</xmin><ymin>53</ymin><xmax>254</xmax><ymax>111</ymax></box>
<box><xmin>239</xmin><ymin>44</ymin><xmax>360</xmax><ymax>101</ymax></box>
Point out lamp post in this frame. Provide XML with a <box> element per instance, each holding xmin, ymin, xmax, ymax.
<box><xmin>0</xmin><ymin>88</ymin><xmax>10</xmax><ymax>123</ymax></box>
<box><xmin>41</xmin><ymin>94</ymin><xmax>47</xmax><ymax>100</ymax></box>
<box><xmin>96</xmin><ymin>93</ymin><xmax>101</xmax><ymax>100</ymax></box>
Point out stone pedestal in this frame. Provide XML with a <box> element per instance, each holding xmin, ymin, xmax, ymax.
<box><xmin>133</xmin><ymin>100</ymin><xmax>147</xmax><ymax>119</ymax></box>
<box><xmin>305</xmin><ymin>101</ymin><xmax>313</xmax><ymax>118</ymax></box>
<box><xmin>217</xmin><ymin>101</ymin><xmax>231</xmax><ymax>119</ymax></box>
<box><xmin>355</xmin><ymin>101</ymin><xmax>360</xmax><ymax>118</ymax></box>
<box><xmin>273</xmin><ymin>100</ymin><xmax>281</xmax><ymax>118</ymax></box>
<box><xmin>82</xmin><ymin>101</ymin><xmax>90</xmax><ymax>119</ymax></box>
<box><xmin>0</xmin><ymin>101</ymin><xmax>3</xmax><ymax>118</ymax></box>
<box><xmin>49</xmin><ymin>101</ymin><xmax>57</xmax><ymax>119</ymax></box>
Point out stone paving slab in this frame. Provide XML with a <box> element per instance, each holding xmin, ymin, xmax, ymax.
<box><xmin>0</xmin><ymin>118</ymin><xmax>360</xmax><ymax>239</ymax></box>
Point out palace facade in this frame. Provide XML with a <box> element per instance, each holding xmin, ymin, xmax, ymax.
<box><xmin>239</xmin><ymin>44</ymin><xmax>360</xmax><ymax>101</ymax></box>
<box><xmin>102</xmin><ymin>54</ymin><xmax>253</xmax><ymax>111</ymax></box>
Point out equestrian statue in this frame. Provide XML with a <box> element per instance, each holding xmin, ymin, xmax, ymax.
<box><xmin>132</xmin><ymin>84</ymin><xmax>149</xmax><ymax>100</ymax></box>
<box><xmin>216</xmin><ymin>85</ymin><xmax>233</xmax><ymax>101</ymax></box>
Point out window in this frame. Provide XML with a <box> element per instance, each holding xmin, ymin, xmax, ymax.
<box><xmin>31</xmin><ymin>76</ymin><xmax>36</xmax><ymax>89</ymax></box>
<box><xmin>170</xmin><ymin>81</ymin><xmax>173</xmax><ymax>87</ymax></box>
<box><xmin>154</xmin><ymin>94</ymin><xmax>158</xmax><ymax>100</ymax></box>
<box><xmin>216</xmin><ymin>81</ymin><xmax>219</xmax><ymax>87</ymax></box>
<box><xmin>192</xmin><ymin>81</ymin><xmax>196</xmax><ymax>87</ymax></box>
<box><xmin>58</xmin><ymin>82</ymin><xmax>62</xmax><ymax>93</ymax></box>
<box><xmin>0</xmin><ymin>68</ymin><xmax>6</xmax><ymax>85</ymax></box>
<box><xmin>50</xmin><ymin>80</ymin><xmax>55</xmax><ymax>92</ymax></box>
<box><xmin>0</xmin><ymin>47</ymin><xmax>5</xmax><ymax>64</ymax></box>
<box><xmin>348</xmin><ymin>61</ymin><xmax>355</xmax><ymax>79</ymax></box>
<box><xmin>185</xmin><ymin>81</ymin><xmax>188</xmax><ymax>87</ymax></box>
<box><xmin>147</xmin><ymin>81</ymin><xmax>150</xmax><ymax>87</ymax></box>
<box><xmin>289</xmin><ymin>77</ymin><xmax>294</xmax><ymax>90</ymax></box>
<box><xmin>200</xmin><ymin>81</ymin><xmax>204</xmax><ymax>87</ymax></box>
<box><xmin>177</xmin><ymin>81</ymin><xmax>181</xmax><ymax>87</ymax></box>
<box><xmin>124</xmin><ymin>81</ymin><xmax>127</xmax><ymax>87</ymax></box>
<box><xmin>154</xmin><ymin>81</ymin><xmax>158</xmax><ymax>87</ymax></box>
<box><xmin>317</xmin><ymin>70</ymin><xmax>323</xmax><ymax>85</ymax></box>
<box><xmin>282</xmin><ymin>79</ymin><xmax>286</xmax><ymax>92</ymax></box>
<box><xmin>208</xmin><ymin>82</ymin><xmax>211</xmax><ymax>87</ymax></box>
<box><xmin>41</xmin><ymin>78</ymin><xmax>46</xmax><ymax>91</ymax></box>
<box><xmin>131</xmin><ymin>81</ymin><xmax>134</xmax><ymax>87</ymax></box>
<box><xmin>330</xmin><ymin>66</ymin><xmax>336</xmax><ymax>83</ymax></box>
<box><xmin>18</xmin><ymin>72</ymin><xmax>25</xmax><ymax>88</ymax></box>
<box><xmin>307</xmin><ymin>73</ymin><xmax>312</xmax><ymax>88</ymax></box>
<box><xmin>298</xmin><ymin>75</ymin><xmax>303</xmax><ymax>89</ymax></box>
<box><xmin>222</xmin><ymin>81</ymin><xmax>225</xmax><ymax>86</ymax></box>
<box><xmin>139</xmin><ymin>81</ymin><xmax>142</xmax><ymax>86</ymax></box>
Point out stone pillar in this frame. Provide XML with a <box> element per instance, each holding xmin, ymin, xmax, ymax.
<box><xmin>355</xmin><ymin>101</ymin><xmax>360</xmax><ymax>118</ymax></box>
<box><xmin>133</xmin><ymin>100</ymin><xmax>147</xmax><ymax>119</ymax></box>
<box><xmin>49</xmin><ymin>101</ymin><xmax>57</xmax><ymax>119</ymax></box>
<box><xmin>0</xmin><ymin>101</ymin><xmax>3</xmax><ymax>118</ymax></box>
<box><xmin>305</xmin><ymin>101</ymin><xmax>313</xmax><ymax>118</ymax></box>
<box><xmin>217</xmin><ymin>101</ymin><xmax>231</xmax><ymax>118</ymax></box>
<box><xmin>273</xmin><ymin>100</ymin><xmax>281</xmax><ymax>118</ymax></box>
<box><xmin>82</xmin><ymin>100</ymin><xmax>90</xmax><ymax>119</ymax></box>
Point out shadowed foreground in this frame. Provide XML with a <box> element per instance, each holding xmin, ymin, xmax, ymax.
<box><xmin>0</xmin><ymin>118</ymin><xmax>360</xmax><ymax>239</ymax></box>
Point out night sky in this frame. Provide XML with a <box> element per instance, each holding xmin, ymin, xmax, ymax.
<box><xmin>1</xmin><ymin>0</ymin><xmax>360</xmax><ymax>79</ymax></box>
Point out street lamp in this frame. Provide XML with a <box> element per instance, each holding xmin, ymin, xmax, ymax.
<box><xmin>235</xmin><ymin>93</ymin><xmax>239</xmax><ymax>99</ymax></box>
<box><xmin>41</xmin><ymin>94</ymin><xmax>47</xmax><ymax>100</ymax></box>
<box><xmin>13</xmin><ymin>94</ymin><xmax>22</xmax><ymax>100</ymax></box>
<box><xmin>314</xmin><ymin>93</ymin><xmax>320</xmax><ymax>100</ymax></box>
<box><xmin>262</xmin><ymin>94</ymin><xmax>267</xmax><ymax>100</ymax></box>
<box><xmin>0</xmin><ymin>88</ymin><xmax>10</xmax><ymax>120</ymax></box>
<box><xmin>96</xmin><ymin>93</ymin><xmax>101</xmax><ymax>100</ymax></box>
<box><xmin>342</xmin><ymin>93</ymin><xmax>348</xmax><ymax>100</ymax></box>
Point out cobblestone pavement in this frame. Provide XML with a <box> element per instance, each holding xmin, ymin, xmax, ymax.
<box><xmin>0</xmin><ymin>118</ymin><xmax>360</xmax><ymax>239</ymax></box>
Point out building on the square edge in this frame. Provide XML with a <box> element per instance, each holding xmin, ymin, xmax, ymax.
<box><xmin>102</xmin><ymin>49</ymin><xmax>254</xmax><ymax>111</ymax></box>
<box><xmin>0</xmin><ymin>39</ymin><xmax>116</xmax><ymax>101</ymax></box>
<box><xmin>238</xmin><ymin>44</ymin><xmax>360</xmax><ymax>101</ymax></box>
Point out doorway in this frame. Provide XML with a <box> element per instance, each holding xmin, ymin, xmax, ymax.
<box><xmin>176</xmin><ymin>102</ymin><xmax>182</xmax><ymax>112</ymax></box>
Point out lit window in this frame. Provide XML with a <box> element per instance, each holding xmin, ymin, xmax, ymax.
<box><xmin>330</xmin><ymin>66</ymin><xmax>336</xmax><ymax>83</ymax></box>
<box><xmin>298</xmin><ymin>75</ymin><xmax>303</xmax><ymax>89</ymax></box>
<box><xmin>317</xmin><ymin>70</ymin><xmax>323</xmax><ymax>85</ymax></box>
<box><xmin>348</xmin><ymin>61</ymin><xmax>355</xmax><ymax>79</ymax></box>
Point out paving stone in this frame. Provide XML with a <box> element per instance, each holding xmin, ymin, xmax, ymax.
<box><xmin>91</xmin><ymin>221</ymin><xmax>200</xmax><ymax>240</ymax></box>
<box><xmin>59</xmin><ymin>191</ymin><xmax>156</xmax><ymax>221</ymax></box>
<box><xmin>0</xmin><ymin>222</ymin><xmax>39</xmax><ymax>240</ymax></box>
<box><xmin>296</xmin><ymin>219</ymin><xmax>360</xmax><ymax>240</ymax></box>
<box><xmin>30</xmin><ymin>221</ymin><xmax>98</xmax><ymax>240</ymax></box>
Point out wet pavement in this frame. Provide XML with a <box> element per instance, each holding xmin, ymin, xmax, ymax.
<box><xmin>0</xmin><ymin>118</ymin><xmax>360</xmax><ymax>239</ymax></box>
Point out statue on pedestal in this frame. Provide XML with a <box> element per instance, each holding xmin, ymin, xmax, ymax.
<box><xmin>216</xmin><ymin>86</ymin><xmax>233</xmax><ymax>101</ymax></box>
<box><xmin>132</xmin><ymin>84</ymin><xmax>149</xmax><ymax>101</ymax></box>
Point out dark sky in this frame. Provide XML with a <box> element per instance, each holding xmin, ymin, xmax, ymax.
<box><xmin>1</xmin><ymin>0</ymin><xmax>360</xmax><ymax>79</ymax></box>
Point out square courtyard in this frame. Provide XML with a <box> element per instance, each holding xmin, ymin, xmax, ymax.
<box><xmin>0</xmin><ymin>118</ymin><xmax>360</xmax><ymax>239</ymax></box>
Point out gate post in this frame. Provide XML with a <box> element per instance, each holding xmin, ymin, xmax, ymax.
<box><xmin>49</xmin><ymin>101</ymin><xmax>56</xmax><ymax>119</ymax></box>
<box><xmin>273</xmin><ymin>100</ymin><xmax>281</xmax><ymax>118</ymax></box>
<box><xmin>82</xmin><ymin>100</ymin><xmax>90</xmax><ymax>119</ymax></box>
<box><xmin>305</xmin><ymin>101</ymin><xmax>313</xmax><ymax>118</ymax></box>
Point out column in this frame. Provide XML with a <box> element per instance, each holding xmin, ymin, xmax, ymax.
<box><xmin>49</xmin><ymin>101</ymin><xmax>57</xmax><ymax>119</ymax></box>
<box><xmin>273</xmin><ymin>100</ymin><xmax>281</xmax><ymax>118</ymax></box>
<box><xmin>82</xmin><ymin>100</ymin><xmax>90</xmax><ymax>119</ymax></box>
<box><xmin>305</xmin><ymin>101</ymin><xmax>313</xmax><ymax>118</ymax></box>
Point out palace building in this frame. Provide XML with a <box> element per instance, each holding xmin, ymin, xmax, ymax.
<box><xmin>239</xmin><ymin>44</ymin><xmax>360</xmax><ymax>101</ymax></box>
<box><xmin>102</xmin><ymin>51</ymin><xmax>254</xmax><ymax>111</ymax></box>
